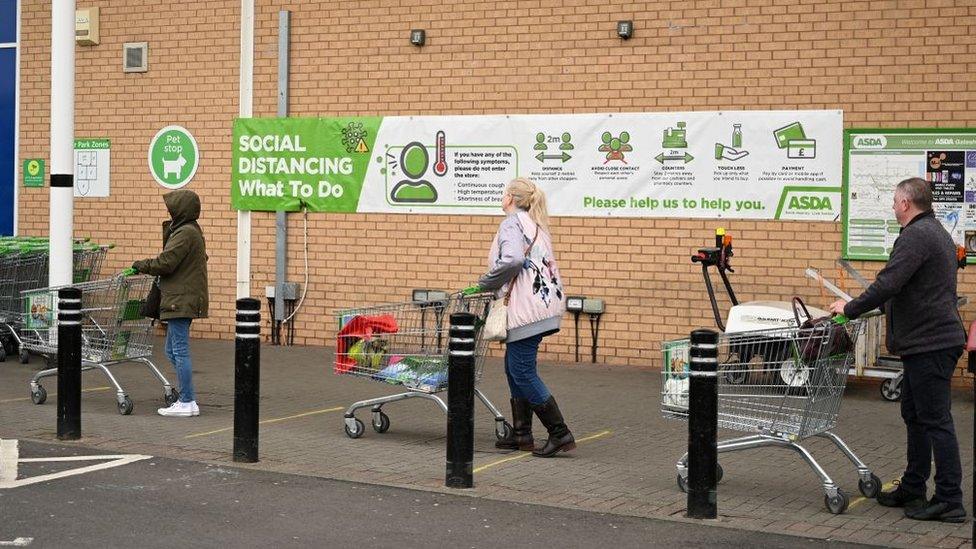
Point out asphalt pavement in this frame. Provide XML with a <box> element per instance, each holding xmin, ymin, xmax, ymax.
<box><xmin>0</xmin><ymin>440</ymin><xmax>866</xmax><ymax>549</ymax></box>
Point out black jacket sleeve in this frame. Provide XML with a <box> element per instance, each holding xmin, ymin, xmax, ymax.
<box><xmin>844</xmin><ymin>229</ymin><xmax>928</xmax><ymax>319</ymax></box>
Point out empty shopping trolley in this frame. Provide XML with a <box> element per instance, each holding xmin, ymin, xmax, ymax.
<box><xmin>661</xmin><ymin>318</ymin><xmax>880</xmax><ymax>514</ymax></box>
<box><xmin>334</xmin><ymin>292</ymin><xmax>511</xmax><ymax>440</ymax></box>
<box><xmin>22</xmin><ymin>275</ymin><xmax>178</xmax><ymax>415</ymax></box>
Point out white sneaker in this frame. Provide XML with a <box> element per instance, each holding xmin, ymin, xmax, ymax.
<box><xmin>157</xmin><ymin>401</ymin><xmax>195</xmax><ymax>417</ymax></box>
<box><xmin>190</xmin><ymin>401</ymin><xmax>200</xmax><ymax>416</ymax></box>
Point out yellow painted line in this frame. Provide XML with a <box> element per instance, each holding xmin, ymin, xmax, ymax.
<box><xmin>848</xmin><ymin>479</ymin><xmax>898</xmax><ymax>511</ymax></box>
<box><xmin>0</xmin><ymin>386</ymin><xmax>111</xmax><ymax>404</ymax></box>
<box><xmin>473</xmin><ymin>429</ymin><xmax>613</xmax><ymax>474</ymax></box>
<box><xmin>184</xmin><ymin>406</ymin><xmax>345</xmax><ymax>439</ymax></box>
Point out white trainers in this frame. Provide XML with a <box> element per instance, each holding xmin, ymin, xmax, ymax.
<box><xmin>157</xmin><ymin>401</ymin><xmax>198</xmax><ymax>417</ymax></box>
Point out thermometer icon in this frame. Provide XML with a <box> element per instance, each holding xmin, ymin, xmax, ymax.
<box><xmin>433</xmin><ymin>131</ymin><xmax>448</xmax><ymax>176</ymax></box>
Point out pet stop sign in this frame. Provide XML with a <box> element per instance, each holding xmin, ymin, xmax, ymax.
<box><xmin>149</xmin><ymin>125</ymin><xmax>199</xmax><ymax>189</ymax></box>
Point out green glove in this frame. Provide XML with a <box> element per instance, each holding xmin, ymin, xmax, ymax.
<box><xmin>121</xmin><ymin>267</ymin><xmax>138</xmax><ymax>277</ymax></box>
<box><xmin>461</xmin><ymin>285</ymin><xmax>482</xmax><ymax>296</ymax></box>
<box><xmin>831</xmin><ymin>314</ymin><xmax>848</xmax><ymax>325</ymax></box>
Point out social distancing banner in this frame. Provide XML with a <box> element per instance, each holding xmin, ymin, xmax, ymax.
<box><xmin>232</xmin><ymin>110</ymin><xmax>842</xmax><ymax>220</ymax></box>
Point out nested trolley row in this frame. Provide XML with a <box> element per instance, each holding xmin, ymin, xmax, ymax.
<box><xmin>661</xmin><ymin>319</ymin><xmax>879</xmax><ymax>514</ymax></box>
<box><xmin>0</xmin><ymin>239</ymin><xmax>111</xmax><ymax>363</ymax></box>
<box><xmin>334</xmin><ymin>292</ymin><xmax>511</xmax><ymax>440</ymax></box>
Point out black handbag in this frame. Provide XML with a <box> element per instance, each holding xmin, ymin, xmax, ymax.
<box><xmin>792</xmin><ymin>297</ymin><xmax>853</xmax><ymax>361</ymax></box>
<box><xmin>140</xmin><ymin>277</ymin><xmax>162</xmax><ymax>319</ymax></box>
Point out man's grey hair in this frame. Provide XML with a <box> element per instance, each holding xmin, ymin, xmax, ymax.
<box><xmin>895</xmin><ymin>177</ymin><xmax>933</xmax><ymax>211</ymax></box>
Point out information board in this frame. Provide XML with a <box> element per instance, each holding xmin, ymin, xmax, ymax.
<box><xmin>844</xmin><ymin>129</ymin><xmax>976</xmax><ymax>261</ymax></box>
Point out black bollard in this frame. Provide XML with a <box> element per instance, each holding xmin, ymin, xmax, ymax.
<box><xmin>234</xmin><ymin>298</ymin><xmax>261</xmax><ymax>463</ymax></box>
<box><xmin>57</xmin><ymin>287</ymin><xmax>82</xmax><ymax>440</ymax></box>
<box><xmin>446</xmin><ymin>312</ymin><xmax>476</xmax><ymax>488</ymax></box>
<box><xmin>687</xmin><ymin>328</ymin><xmax>719</xmax><ymax>519</ymax></box>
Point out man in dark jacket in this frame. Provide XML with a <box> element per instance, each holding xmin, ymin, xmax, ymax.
<box><xmin>829</xmin><ymin>177</ymin><xmax>965</xmax><ymax>522</ymax></box>
<box><xmin>131</xmin><ymin>190</ymin><xmax>209</xmax><ymax>417</ymax></box>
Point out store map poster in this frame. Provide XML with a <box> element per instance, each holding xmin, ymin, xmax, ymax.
<box><xmin>843</xmin><ymin>129</ymin><xmax>976</xmax><ymax>262</ymax></box>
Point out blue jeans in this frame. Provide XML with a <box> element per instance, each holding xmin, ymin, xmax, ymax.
<box><xmin>164</xmin><ymin>318</ymin><xmax>195</xmax><ymax>403</ymax></box>
<box><xmin>504</xmin><ymin>334</ymin><xmax>550</xmax><ymax>405</ymax></box>
<box><xmin>900</xmin><ymin>347</ymin><xmax>963</xmax><ymax>504</ymax></box>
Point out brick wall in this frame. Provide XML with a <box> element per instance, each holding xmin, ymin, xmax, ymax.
<box><xmin>17</xmin><ymin>1</ymin><xmax>976</xmax><ymax>375</ymax></box>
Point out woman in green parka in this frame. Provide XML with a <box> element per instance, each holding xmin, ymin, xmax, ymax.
<box><xmin>130</xmin><ymin>189</ymin><xmax>209</xmax><ymax>417</ymax></box>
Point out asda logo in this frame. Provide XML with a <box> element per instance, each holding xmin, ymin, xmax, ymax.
<box><xmin>788</xmin><ymin>195</ymin><xmax>832</xmax><ymax>210</ymax></box>
<box><xmin>775</xmin><ymin>187</ymin><xmax>841</xmax><ymax>220</ymax></box>
<box><xmin>852</xmin><ymin>135</ymin><xmax>886</xmax><ymax>149</ymax></box>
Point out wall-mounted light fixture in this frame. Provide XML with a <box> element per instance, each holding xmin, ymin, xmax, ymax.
<box><xmin>617</xmin><ymin>20</ymin><xmax>634</xmax><ymax>40</ymax></box>
<box><xmin>410</xmin><ymin>29</ymin><xmax>426</xmax><ymax>46</ymax></box>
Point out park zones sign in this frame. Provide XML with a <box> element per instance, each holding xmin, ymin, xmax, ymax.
<box><xmin>231</xmin><ymin>111</ymin><xmax>842</xmax><ymax>220</ymax></box>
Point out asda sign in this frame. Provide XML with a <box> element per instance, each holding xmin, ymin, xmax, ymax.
<box><xmin>851</xmin><ymin>135</ymin><xmax>887</xmax><ymax>149</ymax></box>
<box><xmin>775</xmin><ymin>187</ymin><xmax>841</xmax><ymax>219</ymax></box>
<box><xmin>232</xmin><ymin>111</ymin><xmax>842</xmax><ymax>220</ymax></box>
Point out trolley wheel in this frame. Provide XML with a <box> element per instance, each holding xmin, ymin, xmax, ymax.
<box><xmin>825</xmin><ymin>489</ymin><xmax>849</xmax><ymax>514</ymax></box>
<box><xmin>496</xmin><ymin>421</ymin><xmax>513</xmax><ymax>441</ymax></box>
<box><xmin>676</xmin><ymin>465</ymin><xmax>722</xmax><ymax>493</ymax></box>
<box><xmin>0</xmin><ymin>346</ymin><xmax>6</xmax><ymax>362</ymax></box>
<box><xmin>19</xmin><ymin>349</ymin><xmax>29</xmax><ymax>364</ymax></box>
<box><xmin>117</xmin><ymin>397</ymin><xmax>133</xmax><ymax>416</ymax></box>
<box><xmin>880</xmin><ymin>377</ymin><xmax>902</xmax><ymax>402</ymax></box>
<box><xmin>164</xmin><ymin>388</ymin><xmax>179</xmax><ymax>405</ymax></box>
<box><xmin>345</xmin><ymin>418</ymin><xmax>365</xmax><ymax>439</ymax></box>
<box><xmin>30</xmin><ymin>385</ymin><xmax>47</xmax><ymax>405</ymax></box>
<box><xmin>858</xmin><ymin>473</ymin><xmax>882</xmax><ymax>499</ymax></box>
<box><xmin>372</xmin><ymin>412</ymin><xmax>390</xmax><ymax>433</ymax></box>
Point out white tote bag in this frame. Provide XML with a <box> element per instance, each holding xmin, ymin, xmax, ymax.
<box><xmin>482</xmin><ymin>299</ymin><xmax>508</xmax><ymax>341</ymax></box>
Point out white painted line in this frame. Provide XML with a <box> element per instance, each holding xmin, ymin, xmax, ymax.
<box><xmin>0</xmin><ymin>439</ymin><xmax>18</xmax><ymax>482</ymax></box>
<box><xmin>0</xmin><ymin>538</ymin><xmax>33</xmax><ymax>546</ymax></box>
<box><xmin>19</xmin><ymin>455</ymin><xmax>142</xmax><ymax>463</ymax></box>
<box><xmin>0</xmin><ymin>454</ymin><xmax>151</xmax><ymax>489</ymax></box>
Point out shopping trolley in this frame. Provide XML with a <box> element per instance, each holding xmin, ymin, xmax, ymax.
<box><xmin>661</xmin><ymin>319</ymin><xmax>880</xmax><ymax>514</ymax></box>
<box><xmin>334</xmin><ymin>292</ymin><xmax>511</xmax><ymax>440</ymax></box>
<box><xmin>0</xmin><ymin>239</ymin><xmax>110</xmax><ymax>363</ymax></box>
<box><xmin>21</xmin><ymin>275</ymin><xmax>178</xmax><ymax>415</ymax></box>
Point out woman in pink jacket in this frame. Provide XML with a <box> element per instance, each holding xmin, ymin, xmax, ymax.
<box><xmin>471</xmin><ymin>178</ymin><xmax>572</xmax><ymax>457</ymax></box>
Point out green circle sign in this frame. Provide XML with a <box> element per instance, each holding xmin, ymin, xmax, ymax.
<box><xmin>148</xmin><ymin>125</ymin><xmax>199</xmax><ymax>189</ymax></box>
<box><xmin>26</xmin><ymin>160</ymin><xmax>40</xmax><ymax>177</ymax></box>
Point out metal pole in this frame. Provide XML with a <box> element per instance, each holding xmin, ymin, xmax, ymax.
<box><xmin>56</xmin><ymin>287</ymin><xmax>82</xmax><ymax>440</ymax></box>
<box><xmin>233</xmin><ymin>298</ymin><xmax>260</xmax><ymax>462</ymax></box>
<box><xmin>687</xmin><ymin>328</ymin><xmax>718</xmax><ymax>519</ymax></box>
<box><xmin>236</xmin><ymin>0</ymin><xmax>254</xmax><ymax>299</ymax></box>
<box><xmin>446</xmin><ymin>312</ymin><xmax>476</xmax><ymax>488</ymax></box>
<box><xmin>49</xmin><ymin>0</ymin><xmax>75</xmax><ymax>287</ymax></box>
<box><xmin>274</xmin><ymin>10</ymin><xmax>290</xmax><ymax>344</ymax></box>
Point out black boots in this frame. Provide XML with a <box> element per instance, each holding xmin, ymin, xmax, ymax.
<box><xmin>495</xmin><ymin>398</ymin><xmax>534</xmax><ymax>451</ymax></box>
<box><xmin>531</xmin><ymin>396</ymin><xmax>575</xmax><ymax>457</ymax></box>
